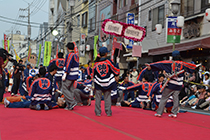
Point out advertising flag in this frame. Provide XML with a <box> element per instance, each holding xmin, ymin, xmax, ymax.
<box><xmin>43</xmin><ymin>41</ymin><xmax>52</xmax><ymax>66</ymax></box>
<box><xmin>94</xmin><ymin>35</ymin><xmax>98</xmax><ymax>60</ymax></box>
<box><xmin>37</xmin><ymin>44</ymin><xmax>42</xmax><ymax>67</ymax></box>
<box><xmin>4</xmin><ymin>34</ymin><xmax>8</xmax><ymax>51</ymax></box>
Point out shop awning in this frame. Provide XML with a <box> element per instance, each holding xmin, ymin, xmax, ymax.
<box><xmin>148</xmin><ymin>35</ymin><xmax>210</xmax><ymax>56</ymax></box>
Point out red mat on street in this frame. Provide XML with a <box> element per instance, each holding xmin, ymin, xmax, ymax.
<box><xmin>0</xmin><ymin>99</ymin><xmax>210</xmax><ymax>140</ymax></box>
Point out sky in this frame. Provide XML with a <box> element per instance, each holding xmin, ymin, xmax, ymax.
<box><xmin>0</xmin><ymin>0</ymin><xmax>48</xmax><ymax>41</ymax></box>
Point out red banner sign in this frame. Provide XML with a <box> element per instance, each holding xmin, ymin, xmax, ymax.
<box><xmin>4</xmin><ymin>34</ymin><xmax>8</xmax><ymax>52</ymax></box>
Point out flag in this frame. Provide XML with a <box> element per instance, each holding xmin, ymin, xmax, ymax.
<box><xmin>28</xmin><ymin>46</ymin><xmax>31</xmax><ymax>62</ymax></box>
<box><xmin>111</xmin><ymin>37</ymin><xmax>117</xmax><ymax>62</ymax></box>
<box><xmin>4</xmin><ymin>34</ymin><xmax>8</xmax><ymax>52</ymax></box>
<box><xmin>2</xmin><ymin>40</ymin><xmax>10</xmax><ymax>52</ymax></box>
<box><xmin>94</xmin><ymin>35</ymin><xmax>98</xmax><ymax>60</ymax></box>
<box><xmin>37</xmin><ymin>44</ymin><xmax>42</xmax><ymax>67</ymax></box>
<box><xmin>132</xmin><ymin>45</ymin><xmax>142</xmax><ymax>57</ymax></box>
<box><xmin>13</xmin><ymin>48</ymin><xmax>20</xmax><ymax>62</ymax></box>
<box><xmin>73</xmin><ymin>42</ymin><xmax>79</xmax><ymax>56</ymax></box>
<box><xmin>43</xmin><ymin>41</ymin><xmax>52</xmax><ymax>66</ymax></box>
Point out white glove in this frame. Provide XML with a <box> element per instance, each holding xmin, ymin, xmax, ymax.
<box><xmin>116</xmin><ymin>57</ymin><xmax>120</xmax><ymax>63</ymax></box>
<box><xmin>62</xmin><ymin>73</ymin><xmax>67</xmax><ymax>81</ymax></box>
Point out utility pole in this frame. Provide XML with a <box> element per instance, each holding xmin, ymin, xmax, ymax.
<box><xmin>19</xmin><ymin>4</ymin><xmax>31</xmax><ymax>63</ymax></box>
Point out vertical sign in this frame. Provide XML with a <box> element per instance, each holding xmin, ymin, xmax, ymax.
<box><xmin>80</xmin><ymin>33</ymin><xmax>86</xmax><ymax>57</ymax></box>
<box><xmin>167</xmin><ymin>16</ymin><xmax>182</xmax><ymax>43</ymax></box>
<box><xmin>43</xmin><ymin>41</ymin><xmax>52</xmax><ymax>66</ymax></box>
<box><xmin>111</xmin><ymin>37</ymin><xmax>117</xmax><ymax>62</ymax></box>
<box><xmin>4</xmin><ymin>34</ymin><xmax>8</xmax><ymax>52</ymax></box>
<box><xmin>37</xmin><ymin>44</ymin><xmax>42</xmax><ymax>67</ymax></box>
<box><xmin>94</xmin><ymin>35</ymin><xmax>98</xmax><ymax>60</ymax></box>
<box><xmin>126</xmin><ymin>13</ymin><xmax>135</xmax><ymax>49</ymax></box>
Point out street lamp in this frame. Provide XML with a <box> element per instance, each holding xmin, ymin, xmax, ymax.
<box><xmin>170</xmin><ymin>0</ymin><xmax>180</xmax><ymax>16</ymax></box>
<box><xmin>155</xmin><ymin>0</ymin><xmax>184</xmax><ymax>51</ymax></box>
<box><xmin>52</xmin><ymin>30</ymin><xmax>59</xmax><ymax>36</ymax></box>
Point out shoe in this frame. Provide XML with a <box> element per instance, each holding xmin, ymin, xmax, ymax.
<box><xmin>107</xmin><ymin>114</ymin><xmax>112</xmax><ymax>117</ymax></box>
<box><xmin>4</xmin><ymin>98</ymin><xmax>10</xmax><ymax>107</ymax></box>
<box><xmin>35</xmin><ymin>104</ymin><xmax>41</xmax><ymax>110</ymax></box>
<box><xmin>44</xmin><ymin>105</ymin><xmax>49</xmax><ymax>110</ymax></box>
<box><xmin>77</xmin><ymin>103</ymin><xmax>83</xmax><ymax>106</ymax></box>
<box><xmin>191</xmin><ymin>105</ymin><xmax>196</xmax><ymax>109</ymax></box>
<box><xmin>168</xmin><ymin>114</ymin><xmax>177</xmax><ymax>118</ymax></box>
<box><xmin>116</xmin><ymin>102</ymin><xmax>121</xmax><ymax>107</ymax></box>
<box><xmin>64</xmin><ymin>107</ymin><xmax>70</xmax><ymax>110</ymax></box>
<box><xmin>96</xmin><ymin>114</ymin><xmax>101</xmax><ymax>117</ymax></box>
<box><xmin>154</xmin><ymin>113</ymin><xmax>161</xmax><ymax>117</ymax></box>
<box><xmin>87</xmin><ymin>98</ymin><xmax>91</xmax><ymax>106</ymax></box>
<box><xmin>11</xmin><ymin>93</ymin><xmax>14</xmax><ymax>96</ymax></box>
<box><xmin>69</xmin><ymin>103</ymin><xmax>77</xmax><ymax>110</ymax></box>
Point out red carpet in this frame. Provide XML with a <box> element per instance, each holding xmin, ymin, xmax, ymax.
<box><xmin>0</xmin><ymin>98</ymin><xmax>210</xmax><ymax>140</ymax></box>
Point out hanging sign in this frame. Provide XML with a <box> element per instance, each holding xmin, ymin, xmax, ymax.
<box><xmin>101</xmin><ymin>19</ymin><xmax>146</xmax><ymax>42</ymax></box>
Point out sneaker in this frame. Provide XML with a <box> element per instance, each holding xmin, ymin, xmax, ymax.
<box><xmin>69</xmin><ymin>103</ymin><xmax>77</xmax><ymax>110</ymax></box>
<box><xmin>168</xmin><ymin>114</ymin><xmax>177</xmax><ymax>118</ymax></box>
<box><xmin>87</xmin><ymin>98</ymin><xmax>91</xmax><ymax>106</ymax></box>
<box><xmin>4</xmin><ymin>98</ymin><xmax>10</xmax><ymax>107</ymax></box>
<box><xmin>154</xmin><ymin>113</ymin><xmax>161</xmax><ymax>117</ymax></box>
<box><xmin>11</xmin><ymin>93</ymin><xmax>14</xmax><ymax>96</ymax></box>
<box><xmin>64</xmin><ymin>107</ymin><xmax>70</xmax><ymax>110</ymax></box>
<box><xmin>107</xmin><ymin>114</ymin><xmax>112</xmax><ymax>117</ymax></box>
<box><xmin>116</xmin><ymin>102</ymin><xmax>121</xmax><ymax>107</ymax></box>
<box><xmin>191</xmin><ymin>105</ymin><xmax>196</xmax><ymax>109</ymax></box>
<box><xmin>35</xmin><ymin>104</ymin><xmax>41</xmax><ymax>110</ymax></box>
<box><xmin>96</xmin><ymin>114</ymin><xmax>101</xmax><ymax>117</ymax></box>
<box><xmin>44</xmin><ymin>105</ymin><xmax>49</xmax><ymax>110</ymax></box>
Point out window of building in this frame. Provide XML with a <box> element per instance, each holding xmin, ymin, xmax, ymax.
<box><xmin>201</xmin><ymin>0</ymin><xmax>210</xmax><ymax>13</ymax></box>
<box><xmin>181</xmin><ymin>0</ymin><xmax>194</xmax><ymax>17</ymax></box>
<box><xmin>77</xmin><ymin>14</ymin><xmax>80</xmax><ymax>27</ymax></box>
<box><xmin>149</xmin><ymin>10</ymin><xmax>151</xmax><ymax>21</ymax></box>
<box><xmin>152</xmin><ymin>5</ymin><xmax>164</xmax><ymax>31</ymax></box>
<box><xmin>119</xmin><ymin>0</ymin><xmax>123</xmax><ymax>9</ymax></box>
<box><xmin>82</xmin><ymin>12</ymin><xmax>88</xmax><ymax>28</ymax></box>
<box><xmin>89</xmin><ymin>17</ymin><xmax>95</xmax><ymax>32</ymax></box>
<box><xmin>124</xmin><ymin>0</ymin><xmax>128</xmax><ymax>6</ymax></box>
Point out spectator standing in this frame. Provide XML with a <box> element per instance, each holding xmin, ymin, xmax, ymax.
<box><xmin>0</xmin><ymin>56</ymin><xmax>9</xmax><ymax>103</ymax></box>
<box><xmin>131</xmin><ymin>67</ymin><xmax>138</xmax><ymax>84</ymax></box>
<box><xmin>11</xmin><ymin>60</ymin><xmax>24</xmax><ymax>96</ymax></box>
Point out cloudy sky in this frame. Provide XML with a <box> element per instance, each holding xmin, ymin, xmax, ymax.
<box><xmin>0</xmin><ymin>0</ymin><xmax>48</xmax><ymax>42</ymax></box>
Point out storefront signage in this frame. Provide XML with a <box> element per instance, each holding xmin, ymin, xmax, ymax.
<box><xmin>101</xmin><ymin>19</ymin><xmax>146</xmax><ymax>42</ymax></box>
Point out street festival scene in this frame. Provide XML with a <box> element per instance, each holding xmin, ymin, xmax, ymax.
<box><xmin>0</xmin><ymin>0</ymin><xmax>210</xmax><ymax>140</ymax></box>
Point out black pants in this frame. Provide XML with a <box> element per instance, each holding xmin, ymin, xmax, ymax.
<box><xmin>12</xmin><ymin>77</ymin><xmax>21</xmax><ymax>95</ymax></box>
